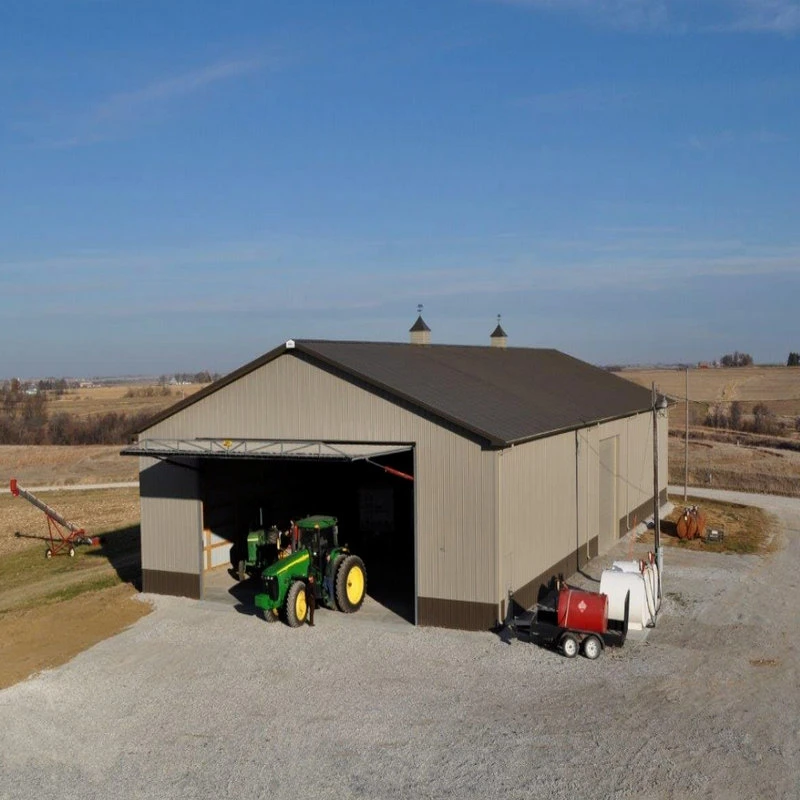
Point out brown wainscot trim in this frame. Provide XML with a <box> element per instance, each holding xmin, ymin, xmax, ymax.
<box><xmin>619</xmin><ymin>489</ymin><xmax>670</xmax><ymax>537</ymax></box>
<box><xmin>510</xmin><ymin>536</ymin><xmax>599</xmax><ymax>613</ymax></box>
<box><xmin>142</xmin><ymin>569</ymin><xmax>201</xmax><ymax>599</ymax></box>
<box><xmin>417</xmin><ymin>597</ymin><xmax>499</xmax><ymax>631</ymax></box>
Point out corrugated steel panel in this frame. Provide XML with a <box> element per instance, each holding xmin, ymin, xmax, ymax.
<box><xmin>599</xmin><ymin>436</ymin><xmax>618</xmax><ymax>553</ymax></box>
<box><xmin>143</xmin><ymin>357</ymin><xmax>498</xmax><ymax>606</ymax></box>
<box><xmin>499</xmin><ymin>410</ymin><xmax>666</xmax><ymax>607</ymax></box>
<box><xmin>140</xmin><ymin>341</ymin><xmax>656</xmax><ymax>446</ymax></box>
<box><xmin>139</xmin><ymin>457</ymin><xmax>202</xmax><ymax>576</ymax></box>
<box><xmin>498</xmin><ymin>431</ymin><xmax>578</xmax><ymax>601</ymax></box>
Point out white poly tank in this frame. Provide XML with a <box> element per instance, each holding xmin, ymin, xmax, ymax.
<box><xmin>612</xmin><ymin>558</ymin><xmax>661</xmax><ymax>614</ymax></box>
<box><xmin>599</xmin><ymin>570</ymin><xmax>654</xmax><ymax>630</ymax></box>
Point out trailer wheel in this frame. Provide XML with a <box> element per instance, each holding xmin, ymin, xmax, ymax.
<box><xmin>285</xmin><ymin>581</ymin><xmax>308</xmax><ymax>628</ymax></box>
<box><xmin>582</xmin><ymin>635</ymin><xmax>602</xmax><ymax>660</ymax></box>
<box><xmin>336</xmin><ymin>555</ymin><xmax>367</xmax><ymax>613</ymax></box>
<box><xmin>68</xmin><ymin>547</ymin><xmax>75</xmax><ymax>558</ymax></box>
<box><xmin>559</xmin><ymin>633</ymin><xmax>579</xmax><ymax>658</ymax></box>
<box><xmin>45</xmin><ymin>548</ymin><xmax>52</xmax><ymax>559</ymax></box>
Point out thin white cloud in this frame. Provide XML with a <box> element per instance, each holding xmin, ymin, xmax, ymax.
<box><xmin>726</xmin><ymin>0</ymin><xmax>800</xmax><ymax>32</ymax></box>
<box><xmin>2</xmin><ymin>234</ymin><xmax>799</xmax><ymax>320</ymax></box>
<box><xmin>495</xmin><ymin>0</ymin><xmax>669</xmax><ymax>30</ymax></box>
<box><xmin>93</xmin><ymin>59</ymin><xmax>262</xmax><ymax>124</ymax></box>
<box><xmin>43</xmin><ymin>57</ymin><xmax>264</xmax><ymax>148</ymax></box>
<box><xmin>493</xmin><ymin>0</ymin><xmax>800</xmax><ymax>33</ymax></box>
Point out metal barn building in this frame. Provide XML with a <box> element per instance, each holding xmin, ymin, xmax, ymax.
<box><xmin>126</xmin><ymin>328</ymin><xmax>667</xmax><ymax>631</ymax></box>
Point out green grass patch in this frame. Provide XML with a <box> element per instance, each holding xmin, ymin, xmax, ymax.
<box><xmin>0</xmin><ymin>524</ymin><xmax>140</xmax><ymax>594</ymax></box>
<box><xmin>40</xmin><ymin>574</ymin><xmax>121</xmax><ymax>605</ymax></box>
<box><xmin>662</xmin><ymin>496</ymin><xmax>777</xmax><ymax>555</ymax></box>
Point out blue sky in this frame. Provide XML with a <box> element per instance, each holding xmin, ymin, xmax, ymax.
<box><xmin>1</xmin><ymin>0</ymin><xmax>799</xmax><ymax>377</ymax></box>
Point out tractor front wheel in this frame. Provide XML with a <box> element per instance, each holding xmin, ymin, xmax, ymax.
<box><xmin>285</xmin><ymin>581</ymin><xmax>308</xmax><ymax>628</ymax></box>
<box><xmin>335</xmin><ymin>555</ymin><xmax>367</xmax><ymax>613</ymax></box>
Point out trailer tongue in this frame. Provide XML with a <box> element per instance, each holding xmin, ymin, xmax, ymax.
<box><xmin>10</xmin><ymin>478</ymin><xmax>98</xmax><ymax>558</ymax></box>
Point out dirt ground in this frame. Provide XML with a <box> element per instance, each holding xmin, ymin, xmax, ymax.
<box><xmin>668</xmin><ymin>437</ymin><xmax>800</xmax><ymax>497</ymax></box>
<box><xmin>0</xmin><ymin>584</ymin><xmax>150</xmax><ymax>690</ymax></box>
<box><xmin>0</xmin><ymin>486</ymin><xmax>140</xmax><ymax>557</ymax></box>
<box><xmin>44</xmin><ymin>382</ymin><xmax>204</xmax><ymax>419</ymax></box>
<box><xmin>619</xmin><ymin>365</ymin><xmax>800</xmax><ymax>407</ymax></box>
<box><xmin>0</xmin><ymin>444</ymin><xmax>139</xmax><ymax>487</ymax></box>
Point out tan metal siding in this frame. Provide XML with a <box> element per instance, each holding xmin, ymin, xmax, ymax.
<box><xmin>598</xmin><ymin>436</ymin><xmax>618</xmax><ymax>552</ymax></box>
<box><xmin>498</xmin><ymin>431</ymin><xmax>577</xmax><ymax>601</ymax></box>
<box><xmin>139</xmin><ymin>457</ymin><xmax>202</xmax><ymax>575</ymax></box>
<box><xmin>141</xmin><ymin>355</ymin><xmax>497</xmax><ymax>606</ymax></box>
<box><xmin>597</xmin><ymin>412</ymin><xmax>665</xmax><ymax>529</ymax></box>
<box><xmin>499</xmin><ymin>409</ymin><xmax>668</xmax><ymax>605</ymax></box>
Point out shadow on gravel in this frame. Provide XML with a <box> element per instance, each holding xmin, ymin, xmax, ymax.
<box><xmin>13</xmin><ymin>530</ymin><xmax>50</xmax><ymax>544</ymax></box>
<box><xmin>227</xmin><ymin>577</ymin><xmax>261</xmax><ymax>617</ymax></box>
<box><xmin>86</xmin><ymin>524</ymin><xmax>142</xmax><ymax>589</ymax></box>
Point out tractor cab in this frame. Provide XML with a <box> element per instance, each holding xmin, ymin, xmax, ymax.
<box><xmin>295</xmin><ymin>515</ymin><xmax>339</xmax><ymax>571</ymax></box>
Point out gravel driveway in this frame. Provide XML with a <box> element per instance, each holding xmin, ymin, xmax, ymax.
<box><xmin>2</xmin><ymin>490</ymin><xmax>798</xmax><ymax>800</ymax></box>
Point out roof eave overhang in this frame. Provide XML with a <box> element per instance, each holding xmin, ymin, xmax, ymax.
<box><xmin>503</xmin><ymin>406</ymin><xmax>656</xmax><ymax>448</ymax></box>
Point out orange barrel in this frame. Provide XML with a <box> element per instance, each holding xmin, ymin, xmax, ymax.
<box><xmin>695</xmin><ymin>510</ymin><xmax>707</xmax><ymax>539</ymax></box>
<box><xmin>557</xmin><ymin>588</ymin><xmax>609</xmax><ymax>635</ymax></box>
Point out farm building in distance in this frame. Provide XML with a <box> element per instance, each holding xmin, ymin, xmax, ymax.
<box><xmin>124</xmin><ymin>319</ymin><xmax>667</xmax><ymax>630</ymax></box>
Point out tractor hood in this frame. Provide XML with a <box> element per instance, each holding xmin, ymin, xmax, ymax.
<box><xmin>262</xmin><ymin>549</ymin><xmax>310</xmax><ymax>579</ymax></box>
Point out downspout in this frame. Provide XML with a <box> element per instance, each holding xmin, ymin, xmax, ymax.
<box><xmin>575</xmin><ymin>431</ymin><xmax>581</xmax><ymax>568</ymax></box>
<box><xmin>496</xmin><ymin>448</ymin><xmax>503</xmax><ymax>624</ymax></box>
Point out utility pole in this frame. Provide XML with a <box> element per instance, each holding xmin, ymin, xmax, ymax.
<box><xmin>684</xmin><ymin>366</ymin><xmax>689</xmax><ymax>502</ymax></box>
<box><xmin>652</xmin><ymin>382</ymin><xmax>664</xmax><ymax>600</ymax></box>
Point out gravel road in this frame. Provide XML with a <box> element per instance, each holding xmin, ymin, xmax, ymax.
<box><xmin>0</xmin><ymin>482</ymin><xmax>139</xmax><ymax>495</ymax></box>
<box><xmin>1</xmin><ymin>490</ymin><xmax>798</xmax><ymax>800</ymax></box>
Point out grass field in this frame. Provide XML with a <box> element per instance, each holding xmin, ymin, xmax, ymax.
<box><xmin>0</xmin><ymin>444</ymin><xmax>138</xmax><ymax>489</ymax></box>
<box><xmin>619</xmin><ymin>367</ymin><xmax>800</xmax><ymax>497</ymax></box>
<box><xmin>0</xmin><ymin>485</ymin><xmax>141</xmax><ymax>557</ymax></box>
<box><xmin>44</xmin><ymin>382</ymin><xmax>204</xmax><ymax>419</ymax></box>
<box><xmin>618</xmin><ymin>366</ymin><xmax>800</xmax><ymax>422</ymax></box>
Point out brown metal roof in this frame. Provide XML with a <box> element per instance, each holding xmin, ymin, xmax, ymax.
<box><xmin>137</xmin><ymin>339</ymin><xmax>654</xmax><ymax>447</ymax></box>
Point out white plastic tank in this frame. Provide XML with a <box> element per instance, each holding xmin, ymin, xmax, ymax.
<box><xmin>612</xmin><ymin>557</ymin><xmax>661</xmax><ymax>614</ymax></box>
<box><xmin>600</xmin><ymin>570</ymin><xmax>648</xmax><ymax>630</ymax></box>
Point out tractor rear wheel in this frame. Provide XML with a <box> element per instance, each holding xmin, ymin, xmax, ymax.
<box><xmin>335</xmin><ymin>555</ymin><xmax>366</xmax><ymax>613</ymax></box>
<box><xmin>285</xmin><ymin>581</ymin><xmax>308</xmax><ymax>628</ymax></box>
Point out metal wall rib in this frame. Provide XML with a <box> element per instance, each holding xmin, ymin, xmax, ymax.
<box><xmin>143</xmin><ymin>354</ymin><xmax>498</xmax><ymax>606</ymax></box>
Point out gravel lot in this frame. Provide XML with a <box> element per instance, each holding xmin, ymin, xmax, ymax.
<box><xmin>2</xmin><ymin>490</ymin><xmax>798</xmax><ymax>800</ymax></box>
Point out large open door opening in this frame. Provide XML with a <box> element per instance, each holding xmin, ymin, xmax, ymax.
<box><xmin>198</xmin><ymin>448</ymin><xmax>416</xmax><ymax>623</ymax></box>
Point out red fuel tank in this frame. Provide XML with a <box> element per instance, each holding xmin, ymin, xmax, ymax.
<box><xmin>557</xmin><ymin>588</ymin><xmax>608</xmax><ymax>634</ymax></box>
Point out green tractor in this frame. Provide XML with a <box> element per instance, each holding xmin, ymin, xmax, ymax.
<box><xmin>247</xmin><ymin>515</ymin><xmax>367</xmax><ymax>627</ymax></box>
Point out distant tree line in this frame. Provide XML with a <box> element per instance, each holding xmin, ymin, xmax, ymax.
<box><xmin>0</xmin><ymin>382</ymin><xmax>155</xmax><ymax>445</ymax></box>
<box><xmin>788</xmin><ymin>352</ymin><xmax>800</xmax><ymax>367</ymax></box>
<box><xmin>719</xmin><ymin>351</ymin><xmax>753</xmax><ymax>367</ymax></box>
<box><xmin>159</xmin><ymin>371</ymin><xmax>220</xmax><ymax>385</ymax></box>
<box><xmin>704</xmin><ymin>400</ymin><xmax>793</xmax><ymax>436</ymax></box>
<box><xmin>124</xmin><ymin>385</ymin><xmax>174</xmax><ymax>398</ymax></box>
